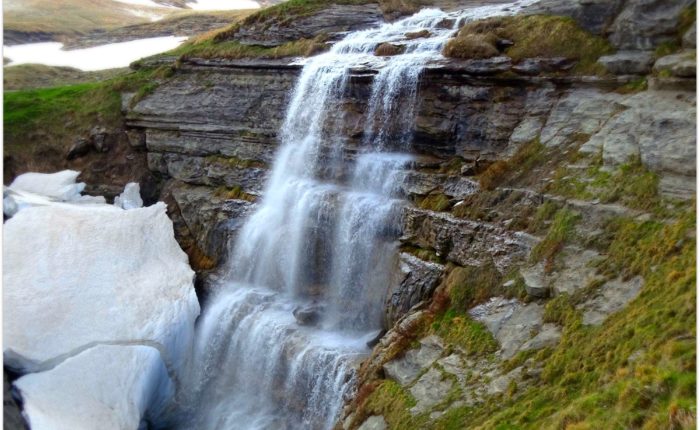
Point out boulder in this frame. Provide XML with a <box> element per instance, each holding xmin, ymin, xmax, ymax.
<box><xmin>653</xmin><ymin>51</ymin><xmax>697</xmax><ymax>78</ymax></box>
<box><xmin>597</xmin><ymin>50</ymin><xmax>654</xmax><ymax>75</ymax></box>
<box><xmin>293</xmin><ymin>304</ymin><xmax>325</xmax><ymax>326</ymax></box>
<box><xmin>66</xmin><ymin>138</ymin><xmax>93</xmax><ymax>160</ymax></box>
<box><xmin>358</xmin><ymin>415</ymin><xmax>387</xmax><ymax>430</ymax></box>
<box><xmin>385</xmin><ymin>253</ymin><xmax>444</xmax><ymax>326</ymax></box>
<box><xmin>520</xmin><ymin>264</ymin><xmax>549</xmax><ymax>298</ymax></box>
<box><xmin>607</xmin><ymin>0</ymin><xmax>696</xmax><ymax>50</ymax></box>
<box><xmin>683</xmin><ymin>22</ymin><xmax>696</xmax><ymax>48</ymax></box>
<box><xmin>14</xmin><ymin>345</ymin><xmax>174</xmax><ymax>430</ymax></box>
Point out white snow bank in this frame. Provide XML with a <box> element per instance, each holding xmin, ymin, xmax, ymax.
<box><xmin>188</xmin><ymin>0</ymin><xmax>260</xmax><ymax>10</ymax></box>
<box><xmin>15</xmin><ymin>345</ymin><xmax>174</xmax><ymax>430</ymax></box>
<box><xmin>9</xmin><ymin>170</ymin><xmax>85</xmax><ymax>201</ymax></box>
<box><xmin>4</xmin><ymin>37</ymin><xmax>187</xmax><ymax>71</ymax></box>
<box><xmin>114</xmin><ymin>182</ymin><xmax>144</xmax><ymax>209</ymax></box>
<box><xmin>3</xmin><ymin>201</ymin><xmax>199</xmax><ymax>373</ymax></box>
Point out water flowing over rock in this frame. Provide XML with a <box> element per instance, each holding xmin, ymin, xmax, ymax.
<box><xmin>165</xmin><ymin>2</ymin><xmax>538</xmax><ymax>429</ymax></box>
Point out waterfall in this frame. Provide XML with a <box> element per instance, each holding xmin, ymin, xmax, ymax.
<box><xmin>165</xmin><ymin>2</ymin><xmax>536</xmax><ymax>429</ymax></box>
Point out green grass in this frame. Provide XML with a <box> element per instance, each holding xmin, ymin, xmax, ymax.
<box><xmin>168</xmin><ymin>35</ymin><xmax>330</xmax><ymax>60</ymax></box>
<box><xmin>445</xmin><ymin>261</ymin><xmax>503</xmax><ymax>312</ymax></box>
<box><xmin>4</xmin><ymin>64</ymin><xmax>126</xmax><ymax>91</ymax></box>
<box><xmin>529</xmin><ymin>208</ymin><xmax>579</xmax><ymax>271</ymax></box>
<box><xmin>478</xmin><ymin>138</ymin><xmax>546</xmax><ymax>191</ymax></box>
<box><xmin>444</xmin><ymin>15</ymin><xmax>613</xmax><ymax>75</ymax></box>
<box><xmin>357</xmin><ymin>380</ymin><xmax>425</xmax><ymax>430</ymax></box>
<box><xmin>431</xmin><ymin>309</ymin><xmax>499</xmax><ymax>356</ymax></box>
<box><xmin>213</xmin><ymin>185</ymin><xmax>257</xmax><ymax>202</ymax></box>
<box><xmin>418</xmin><ymin>192</ymin><xmax>451</xmax><ymax>212</ymax></box>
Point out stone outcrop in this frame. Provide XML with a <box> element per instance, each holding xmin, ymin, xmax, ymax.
<box><xmin>227</xmin><ymin>4</ymin><xmax>384</xmax><ymax>47</ymax></box>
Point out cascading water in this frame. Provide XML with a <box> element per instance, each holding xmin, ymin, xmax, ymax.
<box><xmin>165</xmin><ymin>1</ymin><xmax>536</xmax><ymax>428</ymax></box>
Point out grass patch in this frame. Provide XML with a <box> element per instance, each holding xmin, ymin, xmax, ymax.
<box><xmin>418</xmin><ymin>192</ymin><xmax>451</xmax><ymax>211</ymax></box>
<box><xmin>529</xmin><ymin>208</ymin><xmax>579</xmax><ymax>271</ymax></box>
<box><xmin>478</xmin><ymin>138</ymin><xmax>546</xmax><ymax>191</ymax></box>
<box><xmin>400</xmin><ymin>245</ymin><xmax>445</xmax><ymax>264</ymax></box>
<box><xmin>170</xmin><ymin>34</ymin><xmax>330</xmax><ymax>60</ymax></box>
<box><xmin>4</xmin><ymin>64</ymin><xmax>126</xmax><ymax>91</ymax></box>
<box><xmin>546</xmin><ymin>155</ymin><xmax>663</xmax><ymax>213</ymax></box>
<box><xmin>445</xmin><ymin>261</ymin><xmax>503</xmax><ymax>312</ymax></box>
<box><xmin>431</xmin><ymin>309</ymin><xmax>499</xmax><ymax>356</ymax></box>
<box><xmin>444</xmin><ymin>15</ymin><xmax>613</xmax><ymax>75</ymax></box>
<box><xmin>355</xmin><ymin>380</ymin><xmax>425</xmax><ymax>430</ymax></box>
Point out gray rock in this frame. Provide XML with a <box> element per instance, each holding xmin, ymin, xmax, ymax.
<box><xmin>511</xmin><ymin>57</ymin><xmax>574</xmax><ymax>75</ymax></box>
<box><xmin>386</xmin><ymin>253</ymin><xmax>444</xmax><ymax>326</ymax></box>
<box><xmin>520</xmin><ymin>323</ymin><xmax>562</xmax><ymax>351</ymax></box>
<box><xmin>4</xmin><ymin>372</ymin><xmax>28</xmax><ymax>430</ymax></box>
<box><xmin>550</xmin><ymin>249</ymin><xmax>605</xmax><ymax>296</ymax></box>
<box><xmin>597</xmin><ymin>50</ymin><xmax>654</xmax><ymax>75</ymax></box>
<box><xmin>523</xmin><ymin>0</ymin><xmax>624</xmax><ymax>35</ymax></box>
<box><xmin>293</xmin><ymin>303</ymin><xmax>325</xmax><ymax>326</ymax></box>
<box><xmin>581</xmin><ymin>276</ymin><xmax>644</xmax><ymax>325</ymax></box>
<box><xmin>66</xmin><ymin>138</ymin><xmax>92</xmax><ymax>160</ymax></box>
<box><xmin>383</xmin><ymin>335</ymin><xmax>444</xmax><ymax>386</ymax></box>
<box><xmin>608</xmin><ymin>0</ymin><xmax>696</xmax><ymax>50</ymax></box>
<box><xmin>683</xmin><ymin>22</ymin><xmax>696</xmax><ymax>48</ymax></box>
<box><xmin>469</xmin><ymin>297</ymin><xmax>546</xmax><ymax>359</ymax></box>
<box><xmin>358</xmin><ymin>415</ymin><xmax>387</xmax><ymax>430</ymax></box>
<box><xmin>581</xmin><ymin>90</ymin><xmax>696</xmax><ymax>199</ymax></box>
<box><xmin>487</xmin><ymin>366</ymin><xmax>522</xmax><ymax>395</ymax></box>
<box><xmin>540</xmin><ymin>89</ymin><xmax>625</xmax><ymax>148</ymax></box>
<box><xmin>520</xmin><ymin>264</ymin><xmax>549</xmax><ymax>298</ymax></box>
<box><xmin>409</xmin><ymin>367</ymin><xmax>453</xmax><ymax>414</ymax></box>
<box><xmin>653</xmin><ymin>51</ymin><xmax>697</xmax><ymax>78</ymax></box>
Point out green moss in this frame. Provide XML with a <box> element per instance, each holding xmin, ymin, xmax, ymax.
<box><xmin>529</xmin><ymin>208</ymin><xmax>579</xmax><ymax>268</ymax></box>
<box><xmin>445</xmin><ymin>261</ymin><xmax>502</xmax><ymax>312</ymax></box>
<box><xmin>445</xmin><ymin>15</ymin><xmax>613</xmax><ymax>75</ymax></box>
<box><xmin>478</xmin><ymin>138</ymin><xmax>545</xmax><ymax>191</ymax></box>
<box><xmin>431</xmin><ymin>309</ymin><xmax>498</xmax><ymax>356</ymax></box>
<box><xmin>213</xmin><ymin>185</ymin><xmax>257</xmax><ymax>202</ymax></box>
<box><xmin>615</xmin><ymin>77</ymin><xmax>648</xmax><ymax>94</ymax></box>
<box><xmin>418</xmin><ymin>192</ymin><xmax>452</xmax><ymax>212</ymax></box>
<box><xmin>360</xmin><ymin>380</ymin><xmax>426</xmax><ymax>429</ymax></box>
<box><xmin>208</xmin><ymin>155</ymin><xmax>267</xmax><ymax>169</ymax></box>
<box><xmin>546</xmin><ymin>155</ymin><xmax>662</xmax><ymax>213</ymax></box>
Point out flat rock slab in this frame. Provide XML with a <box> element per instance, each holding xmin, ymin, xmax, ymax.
<box><xmin>581</xmin><ymin>276</ymin><xmax>644</xmax><ymax>326</ymax></box>
<box><xmin>15</xmin><ymin>345</ymin><xmax>173</xmax><ymax>430</ymax></box>
<box><xmin>357</xmin><ymin>415</ymin><xmax>387</xmax><ymax>430</ymax></box>
<box><xmin>383</xmin><ymin>335</ymin><xmax>443</xmax><ymax>386</ymax></box>
<box><xmin>409</xmin><ymin>368</ymin><xmax>453</xmax><ymax>415</ymax></box>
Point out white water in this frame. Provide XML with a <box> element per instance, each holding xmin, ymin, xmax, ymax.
<box><xmin>166</xmin><ymin>1</ymin><xmax>536</xmax><ymax>429</ymax></box>
<box><xmin>3</xmin><ymin>37</ymin><xmax>186</xmax><ymax>71</ymax></box>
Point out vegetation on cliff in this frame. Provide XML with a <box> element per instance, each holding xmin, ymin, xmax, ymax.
<box><xmin>444</xmin><ymin>15</ymin><xmax>613</xmax><ymax>74</ymax></box>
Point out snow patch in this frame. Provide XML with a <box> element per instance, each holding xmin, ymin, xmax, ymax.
<box><xmin>114</xmin><ymin>182</ymin><xmax>144</xmax><ymax>209</ymax></box>
<box><xmin>188</xmin><ymin>0</ymin><xmax>260</xmax><ymax>10</ymax></box>
<box><xmin>15</xmin><ymin>345</ymin><xmax>174</xmax><ymax>430</ymax></box>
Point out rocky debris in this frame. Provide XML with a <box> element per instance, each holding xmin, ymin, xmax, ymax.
<box><xmin>653</xmin><ymin>51</ymin><xmax>697</xmax><ymax>78</ymax></box>
<box><xmin>383</xmin><ymin>335</ymin><xmax>443</xmax><ymax>386</ymax></box>
<box><xmin>3</xmin><ymin>201</ymin><xmax>199</xmax><ymax>373</ymax></box>
<box><xmin>409</xmin><ymin>367</ymin><xmax>453</xmax><ymax>415</ymax></box>
<box><xmin>114</xmin><ymin>182</ymin><xmax>143</xmax><ymax>210</ymax></box>
<box><xmin>580</xmin><ymin>276</ymin><xmax>644</xmax><ymax>325</ymax></box>
<box><xmin>15</xmin><ymin>345</ymin><xmax>173</xmax><ymax>430</ymax></box>
<box><xmin>520</xmin><ymin>263</ymin><xmax>549</xmax><ymax>298</ymax></box>
<box><xmin>597</xmin><ymin>50</ymin><xmax>654</xmax><ymax>75</ymax></box>
<box><xmin>487</xmin><ymin>366</ymin><xmax>522</xmax><ymax>395</ymax></box>
<box><xmin>470</xmin><ymin>298</ymin><xmax>557</xmax><ymax>359</ymax></box>
<box><xmin>357</xmin><ymin>415</ymin><xmax>387</xmax><ymax>430</ymax></box>
<box><xmin>230</xmin><ymin>4</ymin><xmax>383</xmax><ymax>47</ymax></box>
<box><xmin>580</xmin><ymin>90</ymin><xmax>696</xmax><ymax>199</ymax></box>
<box><xmin>293</xmin><ymin>303</ymin><xmax>325</xmax><ymax>326</ymax></box>
<box><xmin>401</xmin><ymin>207</ymin><xmax>530</xmax><ymax>272</ymax></box>
<box><xmin>386</xmin><ymin>253</ymin><xmax>444</xmax><ymax>326</ymax></box>
<box><xmin>66</xmin><ymin>138</ymin><xmax>93</xmax><ymax>160</ymax></box>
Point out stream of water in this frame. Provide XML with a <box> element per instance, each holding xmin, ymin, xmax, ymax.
<box><xmin>166</xmin><ymin>2</ymin><xmax>535</xmax><ymax>428</ymax></box>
